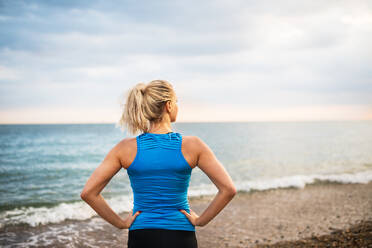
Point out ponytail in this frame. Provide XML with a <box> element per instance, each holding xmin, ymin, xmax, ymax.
<box><xmin>117</xmin><ymin>80</ymin><xmax>175</xmax><ymax>135</ymax></box>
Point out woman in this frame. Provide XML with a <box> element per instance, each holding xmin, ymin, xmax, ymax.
<box><xmin>80</xmin><ymin>80</ymin><xmax>237</xmax><ymax>248</ymax></box>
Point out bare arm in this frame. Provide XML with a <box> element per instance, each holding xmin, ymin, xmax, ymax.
<box><xmin>80</xmin><ymin>139</ymin><xmax>140</xmax><ymax>229</ymax></box>
<box><xmin>180</xmin><ymin>136</ymin><xmax>237</xmax><ymax>227</ymax></box>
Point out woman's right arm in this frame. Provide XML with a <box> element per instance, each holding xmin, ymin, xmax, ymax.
<box><xmin>180</xmin><ymin>136</ymin><xmax>237</xmax><ymax>227</ymax></box>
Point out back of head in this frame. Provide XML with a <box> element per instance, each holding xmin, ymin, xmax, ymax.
<box><xmin>118</xmin><ymin>79</ymin><xmax>176</xmax><ymax>136</ymax></box>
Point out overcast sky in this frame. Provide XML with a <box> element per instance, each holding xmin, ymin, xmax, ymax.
<box><xmin>0</xmin><ymin>0</ymin><xmax>371</xmax><ymax>124</ymax></box>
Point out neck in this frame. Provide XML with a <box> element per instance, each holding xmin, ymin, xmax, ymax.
<box><xmin>148</xmin><ymin>121</ymin><xmax>172</xmax><ymax>134</ymax></box>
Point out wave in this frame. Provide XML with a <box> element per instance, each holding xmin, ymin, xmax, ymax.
<box><xmin>188</xmin><ymin>170</ymin><xmax>372</xmax><ymax>197</ymax></box>
<box><xmin>1</xmin><ymin>170</ymin><xmax>371</xmax><ymax>228</ymax></box>
<box><xmin>235</xmin><ymin>170</ymin><xmax>372</xmax><ymax>192</ymax></box>
<box><xmin>0</xmin><ymin>195</ymin><xmax>133</xmax><ymax>228</ymax></box>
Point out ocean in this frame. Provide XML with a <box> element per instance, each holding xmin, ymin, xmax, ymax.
<box><xmin>1</xmin><ymin>121</ymin><xmax>371</xmax><ymax>247</ymax></box>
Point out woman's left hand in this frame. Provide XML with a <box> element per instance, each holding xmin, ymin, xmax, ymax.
<box><xmin>119</xmin><ymin>209</ymin><xmax>141</xmax><ymax>229</ymax></box>
<box><xmin>179</xmin><ymin>208</ymin><xmax>200</xmax><ymax>226</ymax></box>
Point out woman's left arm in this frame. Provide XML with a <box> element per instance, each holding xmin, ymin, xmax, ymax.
<box><xmin>80</xmin><ymin>139</ymin><xmax>140</xmax><ymax>229</ymax></box>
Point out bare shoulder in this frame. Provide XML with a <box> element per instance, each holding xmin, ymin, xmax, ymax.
<box><xmin>181</xmin><ymin>135</ymin><xmax>211</xmax><ymax>168</ymax></box>
<box><xmin>181</xmin><ymin>135</ymin><xmax>197</xmax><ymax>144</ymax></box>
<box><xmin>182</xmin><ymin>135</ymin><xmax>209</xmax><ymax>151</ymax></box>
<box><xmin>181</xmin><ymin>135</ymin><xmax>204</xmax><ymax>151</ymax></box>
<box><xmin>114</xmin><ymin>137</ymin><xmax>137</xmax><ymax>169</ymax></box>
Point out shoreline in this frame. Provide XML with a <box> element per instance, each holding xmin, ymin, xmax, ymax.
<box><xmin>1</xmin><ymin>181</ymin><xmax>371</xmax><ymax>247</ymax></box>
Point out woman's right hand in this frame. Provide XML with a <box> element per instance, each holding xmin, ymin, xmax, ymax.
<box><xmin>119</xmin><ymin>209</ymin><xmax>141</xmax><ymax>229</ymax></box>
<box><xmin>179</xmin><ymin>208</ymin><xmax>202</xmax><ymax>226</ymax></box>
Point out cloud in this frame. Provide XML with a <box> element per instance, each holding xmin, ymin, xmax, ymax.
<box><xmin>0</xmin><ymin>0</ymin><xmax>371</xmax><ymax>123</ymax></box>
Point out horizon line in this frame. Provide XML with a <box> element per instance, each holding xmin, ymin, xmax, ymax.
<box><xmin>0</xmin><ymin>119</ymin><xmax>371</xmax><ymax>125</ymax></box>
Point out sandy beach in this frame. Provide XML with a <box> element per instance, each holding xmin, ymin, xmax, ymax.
<box><xmin>3</xmin><ymin>181</ymin><xmax>371</xmax><ymax>247</ymax></box>
<box><xmin>192</xmin><ymin>181</ymin><xmax>372</xmax><ymax>248</ymax></box>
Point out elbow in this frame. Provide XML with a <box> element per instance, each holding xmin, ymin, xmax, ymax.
<box><xmin>81</xmin><ymin>189</ymin><xmax>99</xmax><ymax>201</ymax></box>
<box><xmin>229</xmin><ymin>186</ymin><xmax>237</xmax><ymax>197</ymax></box>
<box><xmin>221</xmin><ymin>186</ymin><xmax>237</xmax><ymax>198</ymax></box>
<box><xmin>80</xmin><ymin>190</ymin><xmax>90</xmax><ymax>201</ymax></box>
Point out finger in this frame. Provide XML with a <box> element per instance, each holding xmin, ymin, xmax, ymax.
<box><xmin>130</xmin><ymin>211</ymin><xmax>140</xmax><ymax>220</ymax></box>
<box><xmin>179</xmin><ymin>209</ymin><xmax>190</xmax><ymax>217</ymax></box>
<box><xmin>133</xmin><ymin>211</ymin><xmax>141</xmax><ymax>217</ymax></box>
<box><xmin>184</xmin><ymin>209</ymin><xmax>193</xmax><ymax>215</ymax></box>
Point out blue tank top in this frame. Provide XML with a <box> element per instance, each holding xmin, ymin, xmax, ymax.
<box><xmin>126</xmin><ymin>131</ymin><xmax>195</xmax><ymax>231</ymax></box>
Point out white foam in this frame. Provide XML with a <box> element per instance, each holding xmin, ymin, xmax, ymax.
<box><xmin>187</xmin><ymin>170</ymin><xmax>372</xmax><ymax>196</ymax></box>
<box><xmin>0</xmin><ymin>195</ymin><xmax>133</xmax><ymax>228</ymax></box>
<box><xmin>7</xmin><ymin>218</ymin><xmax>107</xmax><ymax>248</ymax></box>
<box><xmin>236</xmin><ymin>170</ymin><xmax>372</xmax><ymax>192</ymax></box>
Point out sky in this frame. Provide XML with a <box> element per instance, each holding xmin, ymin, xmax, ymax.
<box><xmin>0</xmin><ymin>0</ymin><xmax>371</xmax><ymax>124</ymax></box>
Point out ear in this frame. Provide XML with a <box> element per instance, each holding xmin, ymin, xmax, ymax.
<box><xmin>165</xmin><ymin>100</ymin><xmax>172</xmax><ymax>113</ymax></box>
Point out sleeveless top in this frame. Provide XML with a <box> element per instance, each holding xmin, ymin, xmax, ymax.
<box><xmin>126</xmin><ymin>131</ymin><xmax>195</xmax><ymax>231</ymax></box>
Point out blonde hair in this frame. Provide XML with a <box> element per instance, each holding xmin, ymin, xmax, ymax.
<box><xmin>117</xmin><ymin>80</ymin><xmax>176</xmax><ymax>135</ymax></box>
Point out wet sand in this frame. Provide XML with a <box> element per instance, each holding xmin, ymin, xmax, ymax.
<box><xmin>2</xmin><ymin>181</ymin><xmax>371</xmax><ymax>247</ymax></box>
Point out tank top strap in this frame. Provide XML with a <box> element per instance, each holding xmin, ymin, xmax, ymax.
<box><xmin>137</xmin><ymin>132</ymin><xmax>182</xmax><ymax>151</ymax></box>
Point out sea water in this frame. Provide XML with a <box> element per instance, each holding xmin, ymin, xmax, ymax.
<box><xmin>0</xmin><ymin>121</ymin><xmax>371</xmax><ymax>246</ymax></box>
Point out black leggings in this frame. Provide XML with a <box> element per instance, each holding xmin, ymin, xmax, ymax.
<box><xmin>128</xmin><ymin>228</ymin><xmax>198</xmax><ymax>248</ymax></box>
